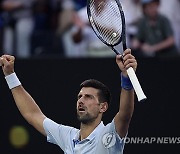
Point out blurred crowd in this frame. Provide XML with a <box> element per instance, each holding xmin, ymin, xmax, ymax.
<box><xmin>0</xmin><ymin>0</ymin><xmax>179</xmax><ymax>58</ymax></box>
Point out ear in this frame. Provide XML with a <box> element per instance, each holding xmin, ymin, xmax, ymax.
<box><xmin>99</xmin><ymin>102</ymin><xmax>108</xmax><ymax>113</ymax></box>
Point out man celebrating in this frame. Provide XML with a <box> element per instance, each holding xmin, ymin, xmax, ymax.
<box><xmin>0</xmin><ymin>49</ymin><xmax>137</xmax><ymax>153</ymax></box>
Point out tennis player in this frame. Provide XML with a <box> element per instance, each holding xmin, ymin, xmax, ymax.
<box><xmin>0</xmin><ymin>48</ymin><xmax>137</xmax><ymax>154</ymax></box>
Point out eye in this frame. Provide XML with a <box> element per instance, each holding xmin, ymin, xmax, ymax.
<box><xmin>77</xmin><ymin>94</ymin><xmax>82</xmax><ymax>100</ymax></box>
<box><xmin>85</xmin><ymin>94</ymin><xmax>94</xmax><ymax>99</ymax></box>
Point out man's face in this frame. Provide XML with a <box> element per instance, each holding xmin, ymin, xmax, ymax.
<box><xmin>76</xmin><ymin>87</ymin><xmax>102</xmax><ymax>124</ymax></box>
<box><xmin>144</xmin><ymin>2</ymin><xmax>159</xmax><ymax>19</ymax></box>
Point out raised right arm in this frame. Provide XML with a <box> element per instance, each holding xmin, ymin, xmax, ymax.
<box><xmin>0</xmin><ymin>55</ymin><xmax>47</xmax><ymax>136</ymax></box>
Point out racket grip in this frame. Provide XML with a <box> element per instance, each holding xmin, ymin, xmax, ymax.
<box><xmin>126</xmin><ymin>67</ymin><xmax>147</xmax><ymax>102</ymax></box>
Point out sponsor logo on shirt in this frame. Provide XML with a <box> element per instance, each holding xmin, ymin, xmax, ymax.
<box><xmin>102</xmin><ymin>132</ymin><xmax>116</xmax><ymax>148</ymax></box>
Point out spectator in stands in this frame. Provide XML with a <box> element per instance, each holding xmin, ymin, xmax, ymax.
<box><xmin>57</xmin><ymin>0</ymin><xmax>74</xmax><ymax>34</ymax></box>
<box><xmin>159</xmin><ymin>0</ymin><xmax>180</xmax><ymax>52</ymax></box>
<box><xmin>121</xmin><ymin>0</ymin><xmax>143</xmax><ymax>47</ymax></box>
<box><xmin>31</xmin><ymin>0</ymin><xmax>63</xmax><ymax>56</ymax></box>
<box><xmin>67</xmin><ymin>6</ymin><xmax>113</xmax><ymax>57</ymax></box>
<box><xmin>132</xmin><ymin>0</ymin><xmax>178</xmax><ymax>58</ymax></box>
<box><xmin>56</xmin><ymin>0</ymin><xmax>75</xmax><ymax>58</ymax></box>
<box><xmin>2</xmin><ymin>0</ymin><xmax>34</xmax><ymax>58</ymax></box>
<box><xmin>73</xmin><ymin>0</ymin><xmax>86</xmax><ymax>10</ymax></box>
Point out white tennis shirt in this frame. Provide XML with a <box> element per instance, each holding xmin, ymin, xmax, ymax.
<box><xmin>43</xmin><ymin>118</ymin><xmax>125</xmax><ymax>154</ymax></box>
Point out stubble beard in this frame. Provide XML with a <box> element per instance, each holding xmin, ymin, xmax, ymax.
<box><xmin>77</xmin><ymin>112</ymin><xmax>98</xmax><ymax>124</ymax></box>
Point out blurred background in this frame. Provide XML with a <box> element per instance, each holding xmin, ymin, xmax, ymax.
<box><xmin>0</xmin><ymin>0</ymin><xmax>180</xmax><ymax>154</ymax></box>
<box><xmin>0</xmin><ymin>0</ymin><xmax>179</xmax><ymax>58</ymax></box>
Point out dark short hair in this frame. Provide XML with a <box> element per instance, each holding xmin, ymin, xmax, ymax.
<box><xmin>80</xmin><ymin>79</ymin><xmax>111</xmax><ymax>106</ymax></box>
<box><xmin>142</xmin><ymin>0</ymin><xmax>160</xmax><ymax>6</ymax></box>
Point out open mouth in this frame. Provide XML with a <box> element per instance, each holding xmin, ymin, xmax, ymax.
<box><xmin>78</xmin><ymin>107</ymin><xmax>86</xmax><ymax>112</ymax></box>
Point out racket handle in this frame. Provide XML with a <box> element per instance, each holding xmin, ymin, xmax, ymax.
<box><xmin>126</xmin><ymin>67</ymin><xmax>147</xmax><ymax>102</ymax></box>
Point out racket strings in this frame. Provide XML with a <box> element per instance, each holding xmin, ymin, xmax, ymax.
<box><xmin>89</xmin><ymin>0</ymin><xmax>123</xmax><ymax>45</ymax></box>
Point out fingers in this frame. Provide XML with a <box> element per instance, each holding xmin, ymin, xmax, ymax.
<box><xmin>116</xmin><ymin>54</ymin><xmax>123</xmax><ymax>61</ymax></box>
<box><xmin>123</xmin><ymin>49</ymin><xmax>137</xmax><ymax>70</ymax></box>
<box><xmin>0</xmin><ymin>57</ymin><xmax>3</xmax><ymax>66</ymax></box>
<box><xmin>123</xmin><ymin>48</ymin><xmax>131</xmax><ymax>55</ymax></box>
<box><xmin>116</xmin><ymin>54</ymin><xmax>124</xmax><ymax>68</ymax></box>
<box><xmin>116</xmin><ymin>49</ymin><xmax>137</xmax><ymax>72</ymax></box>
<box><xmin>2</xmin><ymin>54</ymin><xmax>15</xmax><ymax>62</ymax></box>
<box><xmin>0</xmin><ymin>55</ymin><xmax>15</xmax><ymax>66</ymax></box>
<box><xmin>124</xmin><ymin>58</ymin><xmax>137</xmax><ymax>70</ymax></box>
<box><xmin>0</xmin><ymin>55</ymin><xmax>15</xmax><ymax>76</ymax></box>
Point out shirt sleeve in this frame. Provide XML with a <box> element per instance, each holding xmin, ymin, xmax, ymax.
<box><xmin>160</xmin><ymin>16</ymin><xmax>174</xmax><ymax>38</ymax></box>
<box><xmin>135</xmin><ymin>18</ymin><xmax>146</xmax><ymax>42</ymax></box>
<box><xmin>103</xmin><ymin>119</ymin><xmax>127</xmax><ymax>152</ymax></box>
<box><xmin>108</xmin><ymin>119</ymin><xmax>127</xmax><ymax>140</ymax></box>
<box><xmin>43</xmin><ymin>118</ymin><xmax>78</xmax><ymax>151</ymax></box>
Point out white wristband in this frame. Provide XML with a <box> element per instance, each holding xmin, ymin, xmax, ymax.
<box><xmin>5</xmin><ymin>72</ymin><xmax>21</xmax><ymax>89</ymax></box>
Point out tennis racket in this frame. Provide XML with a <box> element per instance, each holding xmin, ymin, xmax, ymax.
<box><xmin>87</xmin><ymin>0</ymin><xmax>147</xmax><ymax>102</ymax></box>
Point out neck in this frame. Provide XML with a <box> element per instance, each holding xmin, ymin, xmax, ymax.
<box><xmin>79</xmin><ymin>118</ymin><xmax>101</xmax><ymax>141</ymax></box>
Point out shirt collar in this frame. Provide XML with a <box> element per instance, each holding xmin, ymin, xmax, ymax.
<box><xmin>86</xmin><ymin>121</ymin><xmax>104</xmax><ymax>140</ymax></box>
<box><xmin>73</xmin><ymin>121</ymin><xmax>104</xmax><ymax>143</ymax></box>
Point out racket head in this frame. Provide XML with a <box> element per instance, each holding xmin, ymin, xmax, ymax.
<box><xmin>87</xmin><ymin>0</ymin><xmax>126</xmax><ymax>48</ymax></box>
